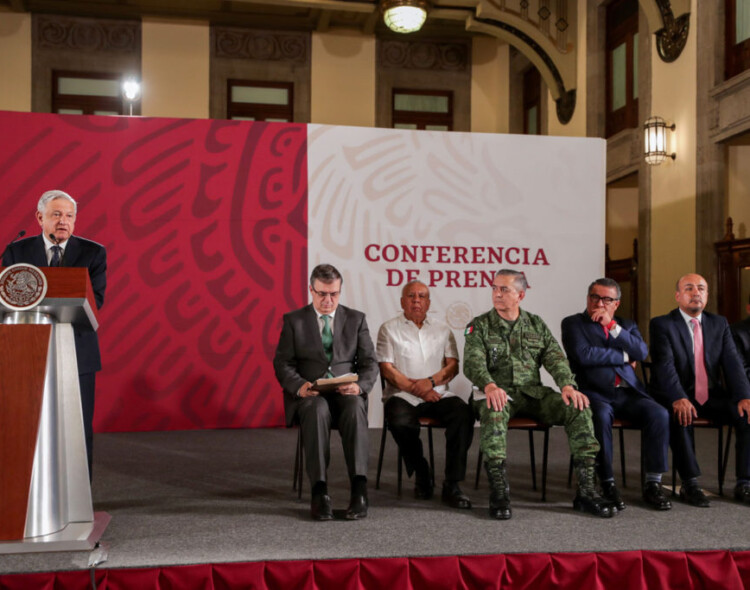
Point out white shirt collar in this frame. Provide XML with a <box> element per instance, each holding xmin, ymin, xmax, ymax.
<box><xmin>42</xmin><ymin>234</ymin><xmax>69</xmax><ymax>250</ymax></box>
<box><xmin>314</xmin><ymin>308</ymin><xmax>336</xmax><ymax>321</ymax></box>
<box><xmin>678</xmin><ymin>308</ymin><xmax>702</xmax><ymax>325</ymax></box>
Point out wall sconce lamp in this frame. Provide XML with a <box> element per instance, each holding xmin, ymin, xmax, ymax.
<box><xmin>122</xmin><ymin>78</ymin><xmax>141</xmax><ymax>116</ymax></box>
<box><xmin>382</xmin><ymin>0</ymin><xmax>429</xmax><ymax>34</ymax></box>
<box><xmin>644</xmin><ymin>116</ymin><xmax>676</xmax><ymax>165</ymax></box>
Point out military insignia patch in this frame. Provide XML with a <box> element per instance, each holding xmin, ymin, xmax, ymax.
<box><xmin>464</xmin><ymin>325</ymin><xmax>474</xmax><ymax>336</ymax></box>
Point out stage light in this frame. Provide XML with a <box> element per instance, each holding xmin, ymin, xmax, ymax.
<box><xmin>122</xmin><ymin>78</ymin><xmax>141</xmax><ymax>116</ymax></box>
<box><xmin>382</xmin><ymin>0</ymin><xmax>428</xmax><ymax>34</ymax></box>
<box><xmin>644</xmin><ymin>116</ymin><xmax>676</xmax><ymax>165</ymax></box>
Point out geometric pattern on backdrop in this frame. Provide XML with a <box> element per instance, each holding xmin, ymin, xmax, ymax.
<box><xmin>0</xmin><ymin>111</ymin><xmax>307</xmax><ymax>431</ymax></box>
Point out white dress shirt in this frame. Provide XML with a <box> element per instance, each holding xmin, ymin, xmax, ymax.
<box><xmin>42</xmin><ymin>234</ymin><xmax>68</xmax><ymax>264</ymax></box>
<box><xmin>376</xmin><ymin>313</ymin><xmax>459</xmax><ymax>406</ymax></box>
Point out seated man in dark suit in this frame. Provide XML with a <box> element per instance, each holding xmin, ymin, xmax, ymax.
<box><xmin>3</xmin><ymin>189</ymin><xmax>106</xmax><ymax>479</ymax></box>
<box><xmin>273</xmin><ymin>264</ymin><xmax>378</xmax><ymax>520</ymax></box>
<box><xmin>562</xmin><ymin>278</ymin><xmax>671</xmax><ymax>511</ymax></box>
<box><xmin>731</xmin><ymin>295</ymin><xmax>750</xmax><ymax>385</ymax></box>
<box><xmin>650</xmin><ymin>273</ymin><xmax>750</xmax><ymax>507</ymax></box>
<box><xmin>377</xmin><ymin>280</ymin><xmax>474</xmax><ymax>508</ymax></box>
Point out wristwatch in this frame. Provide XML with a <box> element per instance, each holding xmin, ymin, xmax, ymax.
<box><xmin>429</xmin><ymin>376</ymin><xmax>436</xmax><ymax>387</ymax></box>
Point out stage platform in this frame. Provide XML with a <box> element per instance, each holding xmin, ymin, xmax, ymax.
<box><xmin>1</xmin><ymin>427</ymin><xmax>749</xmax><ymax>588</ymax></box>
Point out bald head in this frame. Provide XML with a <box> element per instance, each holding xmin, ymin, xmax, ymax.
<box><xmin>675</xmin><ymin>273</ymin><xmax>708</xmax><ymax>317</ymax></box>
<box><xmin>401</xmin><ymin>281</ymin><xmax>430</xmax><ymax>327</ymax></box>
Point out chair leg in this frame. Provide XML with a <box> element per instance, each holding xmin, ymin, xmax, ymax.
<box><xmin>718</xmin><ymin>426</ymin><xmax>725</xmax><ymax>496</ymax></box>
<box><xmin>295</xmin><ymin>429</ymin><xmax>304</xmax><ymax>499</ymax></box>
<box><xmin>397</xmin><ymin>449</ymin><xmax>403</xmax><ymax>497</ymax></box>
<box><xmin>376</xmin><ymin>423</ymin><xmax>388</xmax><ymax>490</ymax></box>
<box><xmin>475</xmin><ymin>449</ymin><xmax>483</xmax><ymax>490</ymax></box>
<box><xmin>619</xmin><ymin>427</ymin><xmax>627</xmax><ymax>488</ymax></box>
<box><xmin>528</xmin><ymin>429</ymin><xmax>537</xmax><ymax>491</ymax></box>
<box><xmin>722</xmin><ymin>426</ymin><xmax>733</xmax><ymax>491</ymax></box>
<box><xmin>541</xmin><ymin>428</ymin><xmax>549</xmax><ymax>502</ymax></box>
<box><xmin>567</xmin><ymin>455</ymin><xmax>573</xmax><ymax>488</ymax></box>
<box><xmin>428</xmin><ymin>426</ymin><xmax>436</xmax><ymax>487</ymax></box>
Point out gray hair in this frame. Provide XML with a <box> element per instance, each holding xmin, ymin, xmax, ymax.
<box><xmin>310</xmin><ymin>264</ymin><xmax>342</xmax><ymax>286</ymax></box>
<box><xmin>37</xmin><ymin>190</ymin><xmax>77</xmax><ymax>214</ymax></box>
<box><xmin>401</xmin><ymin>280</ymin><xmax>429</xmax><ymax>298</ymax></box>
<box><xmin>495</xmin><ymin>269</ymin><xmax>528</xmax><ymax>292</ymax></box>
<box><xmin>588</xmin><ymin>278</ymin><xmax>621</xmax><ymax>300</ymax></box>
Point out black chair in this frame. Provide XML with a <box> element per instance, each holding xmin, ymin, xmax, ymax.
<box><xmin>643</xmin><ymin>361</ymin><xmax>732</xmax><ymax>496</ymax></box>
<box><xmin>375</xmin><ymin>413</ymin><xmax>440</xmax><ymax>495</ymax></box>
<box><xmin>475</xmin><ymin>416</ymin><xmax>551</xmax><ymax>501</ymax></box>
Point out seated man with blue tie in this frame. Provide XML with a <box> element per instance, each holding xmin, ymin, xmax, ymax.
<box><xmin>562</xmin><ymin>278</ymin><xmax>671</xmax><ymax>511</ymax></box>
<box><xmin>273</xmin><ymin>264</ymin><xmax>378</xmax><ymax>520</ymax></box>
<box><xmin>650</xmin><ymin>273</ymin><xmax>750</xmax><ymax>507</ymax></box>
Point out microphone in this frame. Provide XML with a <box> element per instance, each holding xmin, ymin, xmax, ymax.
<box><xmin>49</xmin><ymin>233</ymin><xmax>65</xmax><ymax>266</ymax></box>
<box><xmin>1</xmin><ymin>229</ymin><xmax>26</xmax><ymax>263</ymax></box>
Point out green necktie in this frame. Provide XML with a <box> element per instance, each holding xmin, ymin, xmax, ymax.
<box><xmin>321</xmin><ymin>315</ymin><xmax>333</xmax><ymax>364</ymax></box>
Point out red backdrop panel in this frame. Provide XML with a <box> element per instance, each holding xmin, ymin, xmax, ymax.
<box><xmin>0</xmin><ymin>110</ymin><xmax>307</xmax><ymax>431</ymax></box>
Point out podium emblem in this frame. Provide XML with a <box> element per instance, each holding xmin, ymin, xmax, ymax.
<box><xmin>0</xmin><ymin>264</ymin><xmax>48</xmax><ymax>311</ymax></box>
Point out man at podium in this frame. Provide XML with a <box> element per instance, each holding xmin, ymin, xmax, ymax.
<box><xmin>2</xmin><ymin>189</ymin><xmax>107</xmax><ymax>478</ymax></box>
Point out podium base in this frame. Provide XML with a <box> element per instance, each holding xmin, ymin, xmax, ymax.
<box><xmin>0</xmin><ymin>512</ymin><xmax>110</xmax><ymax>554</ymax></box>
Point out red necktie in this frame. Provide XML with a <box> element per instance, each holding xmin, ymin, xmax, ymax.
<box><xmin>691</xmin><ymin>318</ymin><xmax>709</xmax><ymax>405</ymax></box>
<box><xmin>602</xmin><ymin>324</ymin><xmax>622</xmax><ymax>387</ymax></box>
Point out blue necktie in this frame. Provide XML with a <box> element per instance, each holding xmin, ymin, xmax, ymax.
<box><xmin>50</xmin><ymin>245</ymin><xmax>62</xmax><ymax>267</ymax></box>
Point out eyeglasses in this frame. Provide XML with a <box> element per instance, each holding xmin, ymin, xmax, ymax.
<box><xmin>311</xmin><ymin>288</ymin><xmax>340</xmax><ymax>300</ymax></box>
<box><xmin>588</xmin><ymin>294</ymin><xmax>619</xmax><ymax>305</ymax></box>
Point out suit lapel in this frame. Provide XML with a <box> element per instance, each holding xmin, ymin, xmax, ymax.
<box><xmin>671</xmin><ymin>309</ymin><xmax>695</xmax><ymax>377</ymax></box>
<box><xmin>332</xmin><ymin>305</ymin><xmax>347</xmax><ymax>362</ymax></box>
<box><xmin>303</xmin><ymin>305</ymin><xmax>327</xmax><ymax>361</ymax></box>
<box><xmin>30</xmin><ymin>235</ymin><xmax>48</xmax><ymax>267</ymax></box>
<box><xmin>701</xmin><ymin>312</ymin><xmax>717</xmax><ymax>366</ymax></box>
<box><xmin>583</xmin><ymin>313</ymin><xmax>607</xmax><ymax>345</ymax></box>
<box><xmin>62</xmin><ymin>236</ymin><xmax>80</xmax><ymax>267</ymax></box>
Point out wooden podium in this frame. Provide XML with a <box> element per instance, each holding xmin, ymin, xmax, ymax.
<box><xmin>0</xmin><ymin>267</ymin><xmax>109</xmax><ymax>553</ymax></box>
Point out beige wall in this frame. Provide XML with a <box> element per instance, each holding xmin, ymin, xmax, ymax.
<box><xmin>141</xmin><ymin>19</ymin><xmax>209</xmax><ymax>119</ymax></box>
<box><xmin>471</xmin><ymin>37</ymin><xmax>509</xmax><ymax>134</ymax></box>
<box><xmin>728</xmin><ymin>144</ymin><xmax>750</xmax><ymax>239</ymax></box>
<box><xmin>648</xmin><ymin>0</ymin><xmax>697</xmax><ymax>316</ymax></box>
<box><xmin>311</xmin><ymin>30</ymin><xmax>375</xmax><ymax>127</ymax></box>
<box><xmin>547</xmin><ymin>0</ymin><xmax>587</xmax><ymax>137</ymax></box>
<box><xmin>607</xmin><ymin>185</ymin><xmax>639</xmax><ymax>259</ymax></box>
<box><xmin>0</xmin><ymin>11</ymin><xmax>31</xmax><ymax>112</ymax></box>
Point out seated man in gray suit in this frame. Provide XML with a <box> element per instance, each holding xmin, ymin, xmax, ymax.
<box><xmin>274</xmin><ymin>264</ymin><xmax>378</xmax><ymax>521</ymax></box>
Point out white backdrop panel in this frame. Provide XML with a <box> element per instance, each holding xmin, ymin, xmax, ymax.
<box><xmin>307</xmin><ymin>125</ymin><xmax>606</xmax><ymax>427</ymax></box>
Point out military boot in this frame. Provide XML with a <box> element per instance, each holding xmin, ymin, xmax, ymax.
<box><xmin>484</xmin><ymin>460</ymin><xmax>511</xmax><ymax>520</ymax></box>
<box><xmin>573</xmin><ymin>457</ymin><xmax>615</xmax><ymax>518</ymax></box>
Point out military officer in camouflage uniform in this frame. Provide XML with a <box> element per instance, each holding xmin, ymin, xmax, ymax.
<box><xmin>464</xmin><ymin>269</ymin><xmax>615</xmax><ymax>519</ymax></box>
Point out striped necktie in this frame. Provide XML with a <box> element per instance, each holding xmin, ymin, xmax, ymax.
<box><xmin>691</xmin><ymin>318</ymin><xmax>709</xmax><ymax>405</ymax></box>
<box><xmin>50</xmin><ymin>245</ymin><xmax>62</xmax><ymax>267</ymax></box>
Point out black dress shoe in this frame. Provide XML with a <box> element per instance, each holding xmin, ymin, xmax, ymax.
<box><xmin>679</xmin><ymin>484</ymin><xmax>710</xmax><ymax>507</ymax></box>
<box><xmin>734</xmin><ymin>483</ymin><xmax>750</xmax><ymax>504</ymax></box>
<box><xmin>345</xmin><ymin>493</ymin><xmax>368</xmax><ymax>520</ymax></box>
<box><xmin>311</xmin><ymin>493</ymin><xmax>333</xmax><ymax>521</ymax></box>
<box><xmin>601</xmin><ymin>481</ymin><xmax>626</xmax><ymax>511</ymax></box>
<box><xmin>441</xmin><ymin>482</ymin><xmax>472</xmax><ymax>509</ymax></box>
<box><xmin>642</xmin><ymin>482</ymin><xmax>672</xmax><ymax>510</ymax></box>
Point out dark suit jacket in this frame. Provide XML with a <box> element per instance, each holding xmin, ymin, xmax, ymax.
<box><xmin>731</xmin><ymin>317</ymin><xmax>750</xmax><ymax>384</ymax></box>
<box><xmin>561</xmin><ymin>311</ymin><xmax>649</xmax><ymax>400</ymax></box>
<box><xmin>649</xmin><ymin>308</ymin><xmax>750</xmax><ymax>404</ymax></box>
<box><xmin>2</xmin><ymin>234</ymin><xmax>107</xmax><ymax>374</ymax></box>
<box><xmin>273</xmin><ymin>303</ymin><xmax>378</xmax><ymax>427</ymax></box>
